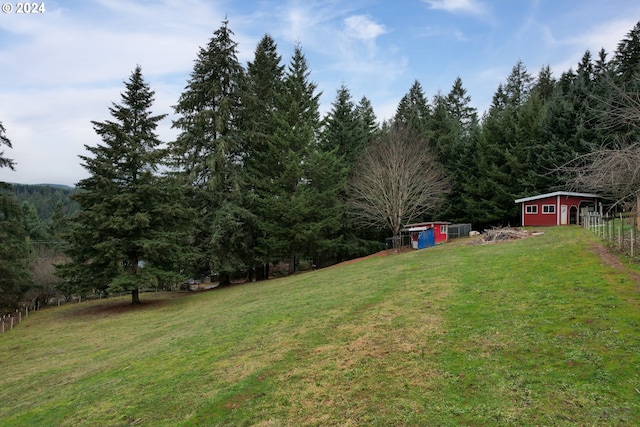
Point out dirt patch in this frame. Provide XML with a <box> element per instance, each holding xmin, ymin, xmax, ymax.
<box><xmin>591</xmin><ymin>243</ymin><xmax>640</xmax><ymax>288</ymax></box>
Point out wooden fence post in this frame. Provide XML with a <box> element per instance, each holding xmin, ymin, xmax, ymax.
<box><xmin>633</xmin><ymin>213</ymin><xmax>637</xmax><ymax>258</ymax></box>
<box><xmin>617</xmin><ymin>213</ymin><xmax>621</xmax><ymax>250</ymax></box>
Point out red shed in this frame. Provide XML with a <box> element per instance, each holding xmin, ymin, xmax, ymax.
<box><xmin>514</xmin><ymin>191</ymin><xmax>599</xmax><ymax>226</ymax></box>
<box><xmin>402</xmin><ymin>221</ymin><xmax>450</xmax><ymax>248</ymax></box>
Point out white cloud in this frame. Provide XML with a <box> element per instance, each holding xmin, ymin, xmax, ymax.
<box><xmin>547</xmin><ymin>18</ymin><xmax>638</xmax><ymax>77</ymax></box>
<box><xmin>423</xmin><ymin>0</ymin><xmax>486</xmax><ymax>16</ymax></box>
<box><xmin>344</xmin><ymin>15</ymin><xmax>387</xmax><ymax>41</ymax></box>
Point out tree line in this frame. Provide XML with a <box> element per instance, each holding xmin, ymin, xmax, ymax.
<box><xmin>2</xmin><ymin>20</ymin><xmax>640</xmax><ymax>308</ymax></box>
<box><xmin>12</xmin><ymin>184</ymin><xmax>79</xmax><ymax>223</ymax></box>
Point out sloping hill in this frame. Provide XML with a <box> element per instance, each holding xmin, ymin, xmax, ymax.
<box><xmin>1</xmin><ymin>227</ymin><xmax>639</xmax><ymax>426</ymax></box>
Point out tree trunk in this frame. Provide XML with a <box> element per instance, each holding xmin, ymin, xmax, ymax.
<box><xmin>219</xmin><ymin>272</ymin><xmax>230</xmax><ymax>286</ymax></box>
<box><xmin>131</xmin><ymin>288</ymin><xmax>141</xmax><ymax>305</ymax></box>
<box><xmin>394</xmin><ymin>231</ymin><xmax>401</xmax><ymax>253</ymax></box>
<box><xmin>288</xmin><ymin>251</ymin><xmax>296</xmax><ymax>275</ymax></box>
<box><xmin>254</xmin><ymin>264</ymin><xmax>264</xmax><ymax>281</ymax></box>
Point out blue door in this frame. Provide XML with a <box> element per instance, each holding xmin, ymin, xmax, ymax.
<box><xmin>417</xmin><ymin>229</ymin><xmax>435</xmax><ymax>249</ymax></box>
<box><xmin>425</xmin><ymin>228</ymin><xmax>435</xmax><ymax>247</ymax></box>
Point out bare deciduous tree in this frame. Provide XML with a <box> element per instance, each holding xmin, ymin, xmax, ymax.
<box><xmin>563</xmin><ymin>142</ymin><xmax>640</xmax><ymax>210</ymax></box>
<box><xmin>561</xmin><ymin>78</ymin><xmax>640</xmax><ymax>210</ymax></box>
<box><xmin>347</xmin><ymin>125</ymin><xmax>450</xmax><ymax>247</ymax></box>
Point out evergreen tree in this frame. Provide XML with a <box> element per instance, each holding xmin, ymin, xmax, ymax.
<box><xmin>594</xmin><ymin>48</ymin><xmax>611</xmax><ymax>80</ymax></box>
<box><xmin>503</xmin><ymin>60</ymin><xmax>534</xmax><ymax>106</ymax></box>
<box><xmin>613</xmin><ymin>21</ymin><xmax>640</xmax><ymax>81</ymax></box>
<box><xmin>394</xmin><ymin>80</ymin><xmax>432</xmax><ymax>140</ymax></box>
<box><xmin>605</xmin><ymin>23</ymin><xmax>640</xmax><ymax>143</ymax></box>
<box><xmin>532</xmin><ymin>65</ymin><xmax>556</xmax><ymax>102</ymax></box>
<box><xmin>431</xmin><ymin>92</ymin><xmax>459</xmax><ymax>169</ymax></box>
<box><xmin>321</xmin><ymin>85</ymin><xmax>363</xmax><ymax>163</ymax></box>
<box><xmin>446</xmin><ymin>76</ymin><xmax>478</xmax><ymax>128</ymax></box>
<box><xmin>319</xmin><ymin>86</ymin><xmax>378</xmax><ymax>264</ymax></box>
<box><xmin>0</xmin><ymin>121</ymin><xmax>15</xmax><ymax>171</ymax></box>
<box><xmin>256</xmin><ymin>44</ymin><xmax>325</xmax><ymax>274</ymax></box>
<box><xmin>57</xmin><ymin>66</ymin><xmax>190</xmax><ymax>304</ymax></box>
<box><xmin>468</xmin><ymin>61</ymin><xmax>534</xmax><ymax>226</ymax></box>
<box><xmin>241</xmin><ymin>33</ymin><xmax>285</xmax><ymax>169</ymax></box>
<box><xmin>47</xmin><ymin>200</ymin><xmax>70</xmax><ymax>240</ymax></box>
<box><xmin>0</xmin><ymin>121</ymin><xmax>32</xmax><ymax>310</ymax></box>
<box><xmin>21</xmin><ymin>201</ymin><xmax>48</xmax><ymax>241</ymax></box>
<box><xmin>240</xmin><ymin>34</ymin><xmax>286</xmax><ymax>280</ymax></box>
<box><xmin>433</xmin><ymin>77</ymin><xmax>480</xmax><ymax>223</ymax></box>
<box><xmin>170</xmin><ymin>20</ymin><xmax>247</xmax><ymax>285</ymax></box>
<box><xmin>354</xmin><ymin>96</ymin><xmax>380</xmax><ymax>140</ymax></box>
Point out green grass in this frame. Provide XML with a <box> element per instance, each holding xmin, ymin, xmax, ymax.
<box><xmin>1</xmin><ymin>226</ymin><xmax>640</xmax><ymax>426</ymax></box>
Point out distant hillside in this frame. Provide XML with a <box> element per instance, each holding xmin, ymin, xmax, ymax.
<box><xmin>11</xmin><ymin>183</ymin><xmax>80</xmax><ymax>221</ymax></box>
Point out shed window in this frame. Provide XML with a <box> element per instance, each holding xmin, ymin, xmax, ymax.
<box><xmin>542</xmin><ymin>205</ymin><xmax>555</xmax><ymax>214</ymax></box>
<box><xmin>440</xmin><ymin>225</ymin><xmax>447</xmax><ymax>234</ymax></box>
<box><xmin>525</xmin><ymin>205</ymin><xmax>537</xmax><ymax>214</ymax></box>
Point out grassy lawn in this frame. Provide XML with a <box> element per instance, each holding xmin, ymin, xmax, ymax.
<box><xmin>1</xmin><ymin>226</ymin><xmax>639</xmax><ymax>426</ymax></box>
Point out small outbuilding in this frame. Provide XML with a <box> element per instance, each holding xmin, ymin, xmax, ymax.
<box><xmin>514</xmin><ymin>191</ymin><xmax>599</xmax><ymax>226</ymax></box>
<box><xmin>402</xmin><ymin>221</ymin><xmax>450</xmax><ymax>249</ymax></box>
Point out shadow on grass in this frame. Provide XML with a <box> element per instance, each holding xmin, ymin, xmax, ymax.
<box><xmin>61</xmin><ymin>291</ymin><xmax>191</xmax><ymax>318</ymax></box>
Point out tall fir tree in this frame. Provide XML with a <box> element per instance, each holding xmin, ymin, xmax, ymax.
<box><xmin>47</xmin><ymin>200</ymin><xmax>70</xmax><ymax>241</ymax></box>
<box><xmin>613</xmin><ymin>21</ymin><xmax>640</xmax><ymax>82</ymax></box>
<box><xmin>321</xmin><ymin>85</ymin><xmax>363</xmax><ymax>163</ymax></box>
<box><xmin>256</xmin><ymin>44</ymin><xmax>325</xmax><ymax>274</ymax></box>
<box><xmin>0</xmin><ymin>121</ymin><xmax>15</xmax><ymax>170</ymax></box>
<box><xmin>436</xmin><ymin>77</ymin><xmax>480</xmax><ymax>223</ymax></box>
<box><xmin>446</xmin><ymin>76</ymin><xmax>478</xmax><ymax>129</ymax></box>
<box><xmin>606</xmin><ymin>23</ymin><xmax>640</xmax><ymax>143</ymax></box>
<box><xmin>57</xmin><ymin>66</ymin><xmax>191</xmax><ymax>304</ymax></box>
<box><xmin>170</xmin><ymin>20</ymin><xmax>248</xmax><ymax>285</ymax></box>
<box><xmin>354</xmin><ymin>96</ymin><xmax>380</xmax><ymax>141</ymax></box>
<box><xmin>0</xmin><ymin>121</ymin><xmax>32</xmax><ymax>310</ymax></box>
<box><xmin>430</xmin><ymin>91</ymin><xmax>459</xmax><ymax>219</ymax></box>
<box><xmin>240</xmin><ymin>34</ymin><xmax>286</xmax><ymax>280</ymax></box>
<box><xmin>319</xmin><ymin>86</ymin><xmax>379</xmax><ymax>263</ymax></box>
<box><xmin>467</xmin><ymin>61</ymin><xmax>534</xmax><ymax>226</ymax></box>
<box><xmin>394</xmin><ymin>80</ymin><xmax>432</xmax><ymax>141</ymax></box>
<box><xmin>21</xmin><ymin>201</ymin><xmax>48</xmax><ymax>241</ymax></box>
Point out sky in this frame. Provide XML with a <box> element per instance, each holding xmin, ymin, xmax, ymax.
<box><xmin>1</xmin><ymin>0</ymin><xmax>639</xmax><ymax>186</ymax></box>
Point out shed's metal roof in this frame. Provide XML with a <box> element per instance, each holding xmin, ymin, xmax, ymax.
<box><xmin>514</xmin><ymin>191</ymin><xmax>599</xmax><ymax>204</ymax></box>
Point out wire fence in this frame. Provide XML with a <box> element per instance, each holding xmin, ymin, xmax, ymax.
<box><xmin>583</xmin><ymin>211</ymin><xmax>639</xmax><ymax>258</ymax></box>
<box><xmin>448</xmin><ymin>223</ymin><xmax>472</xmax><ymax>239</ymax></box>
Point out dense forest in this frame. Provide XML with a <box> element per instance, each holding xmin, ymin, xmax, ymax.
<box><xmin>2</xmin><ymin>20</ymin><xmax>640</xmax><ymax>309</ymax></box>
<box><xmin>12</xmin><ymin>184</ymin><xmax>79</xmax><ymax>222</ymax></box>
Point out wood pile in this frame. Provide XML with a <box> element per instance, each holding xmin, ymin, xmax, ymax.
<box><xmin>481</xmin><ymin>227</ymin><xmax>543</xmax><ymax>244</ymax></box>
